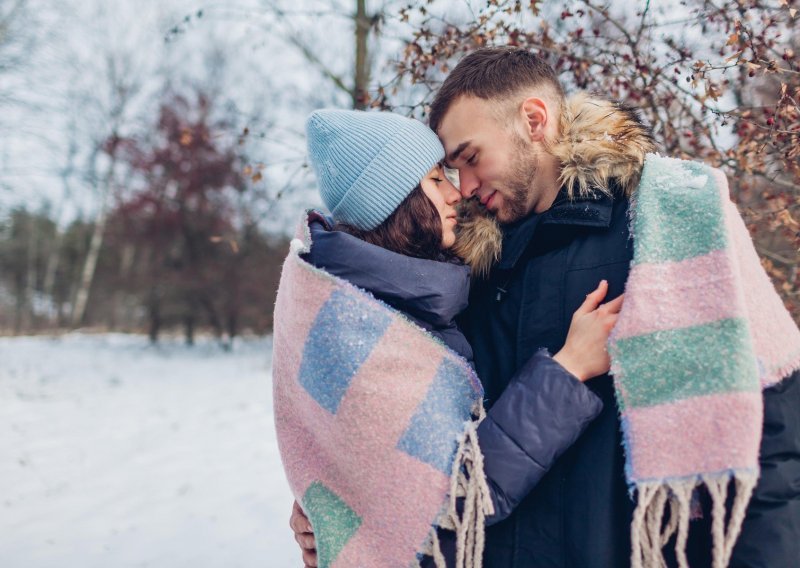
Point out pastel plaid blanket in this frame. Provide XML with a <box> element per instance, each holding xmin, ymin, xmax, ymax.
<box><xmin>272</xmin><ymin>212</ymin><xmax>491</xmax><ymax>568</ymax></box>
<box><xmin>609</xmin><ymin>155</ymin><xmax>800</xmax><ymax>568</ymax></box>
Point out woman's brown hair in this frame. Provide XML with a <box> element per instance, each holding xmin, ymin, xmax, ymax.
<box><xmin>336</xmin><ymin>184</ymin><xmax>449</xmax><ymax>261</ymax></box>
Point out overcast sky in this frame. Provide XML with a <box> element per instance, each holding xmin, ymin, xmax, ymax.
<box><xmin>0</xmin><ymin>0</ymin><xmax>386</xmax><ymax>232</ymax></box>
<box><xmin>1</xmin><ymin>0</ymin><xmax>735</xmax><ymax>235</ymax></box>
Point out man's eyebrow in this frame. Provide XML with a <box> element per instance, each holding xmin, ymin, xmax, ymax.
<box><xmin>444</xmin><ymin>141</ymin><xmax>471</xmax><ymax>167</ymax></box>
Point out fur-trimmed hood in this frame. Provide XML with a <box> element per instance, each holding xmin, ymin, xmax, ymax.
<box><xmin>454</xmin><ymin>92</ymin><xmax>656</xmax><ymax>277</ymax></box>
<box><xmin>551</xmin><ymin>92</ymin><xmax>656</xmax><ymax>199</ymax></box>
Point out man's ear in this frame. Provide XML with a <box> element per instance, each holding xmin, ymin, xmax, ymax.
<box><xmin>520</xmin><ymin>97</ymin><xmax>549</xmax><ymax>142</ymax></box>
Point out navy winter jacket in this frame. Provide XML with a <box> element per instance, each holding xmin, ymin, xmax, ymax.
<box><xmin>304</xmin><ymin>218</ymin><xmax>604</xmax><ymax>564</ymax></box>
<box><xmin>461</xmin><ymin>188</ymin><xmax>800</xmax><ymax>568</ymax></box>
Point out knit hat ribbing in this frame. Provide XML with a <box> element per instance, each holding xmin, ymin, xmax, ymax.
<box><xmin>305</xmin><ymin>109</ymin><xmax>445</xmax><ymax>231</ymax></box>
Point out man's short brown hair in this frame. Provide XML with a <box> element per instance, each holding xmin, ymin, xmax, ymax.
<box><xmin>428</xmin><ymin>47</ymin><xmax>565</xmax><ymax>133</ymax></box>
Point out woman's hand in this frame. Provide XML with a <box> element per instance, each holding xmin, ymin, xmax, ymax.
<box><xmin>290</xmin><ymin>500</ymin><xmax>318</xmax><ymax>567</ymax></box>
<box><xmin>553</xmin><ymin>280</ymin><xmax>623</xmax><ymax>382</ymax></box>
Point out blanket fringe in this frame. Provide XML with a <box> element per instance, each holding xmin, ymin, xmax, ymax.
<box><xmin>630</xmin><ymin>473</ymin><xmax>757</xmax><ymax>568</ymax></box>
<box><xmin>762</xmin><ymin>353</ymin><xmax>800</xmax><ymax>389</ymax></box>
<box><xmin>430</xmin><ymin>527</ymin><xmax>448</xmax><ymax>567</ymax></box>
<box><xmin>428</xmin><ymin>403</ymin><xmax>494</xmax><ymax>568</ymax></box>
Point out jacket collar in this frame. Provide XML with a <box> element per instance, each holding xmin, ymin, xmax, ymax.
<box><xmin>496</xmin><ymin>190</ymin><xmax>615</xmax><ymax>270</ymax></box>
<box><xmin>304</xmin><ymin>216</ymin><xmax>471</xmax><ymax>329</ymax></box>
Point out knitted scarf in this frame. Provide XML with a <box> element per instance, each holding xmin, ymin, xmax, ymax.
<box><xmin>272</xmin><ymin>212</ymin><xmax>492</xmax><ymax>568</ymax></box>
<box><xmin>609</xmin><ymin>154</ymin><xmax>800</xmax><ymax>568</ymax></box>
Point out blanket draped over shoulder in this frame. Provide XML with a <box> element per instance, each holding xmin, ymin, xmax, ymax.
<box><xmin>272</xmin><ymin>211</ymin><xmax>492</xmax><ymax>568</ymax></box>
<box><xmin>609</xmin><ymin>154</ymin><xmax>800</xmax><ymax>568</ymax></box>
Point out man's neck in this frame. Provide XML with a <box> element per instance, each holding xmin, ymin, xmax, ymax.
<box><xmin>531</xmin><ymin>182</ymin><xmax>561</xmax><ymax>214</ymax></box>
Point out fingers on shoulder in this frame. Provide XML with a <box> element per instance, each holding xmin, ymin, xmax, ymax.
<box><xmin>302</xmin><ymin>547</ymin><xmax>318</xmax><ymax>567</ymax></box>
<box><xmin>290</xmin><ymin>502</ymin><xmax>311</xmax><ymax>534</ymax></box>
<box><xmin>295</xmin><ymin>532</ymin><xmax>316</xmax><ymax>549</ymax></box>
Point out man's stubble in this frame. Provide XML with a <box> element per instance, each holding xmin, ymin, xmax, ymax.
<box><xmin>497</xmin><ymin>132</ymin><xmax>540</xmax><ymax>224</ymax></box>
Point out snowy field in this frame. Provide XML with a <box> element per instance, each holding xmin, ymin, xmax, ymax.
<box><xmin>0</xmin><ymin>333</ymin><xmax>298</xmax><ymax>568</ymax></box>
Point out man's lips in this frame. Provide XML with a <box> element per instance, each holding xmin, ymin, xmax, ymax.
<box><xmin>481</xmin><ymin>191</ymin><xmax>497</xmax><ymax>209</ymax></box>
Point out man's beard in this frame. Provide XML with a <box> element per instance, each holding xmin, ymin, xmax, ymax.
<box><xmin>495</xmin><ymin>135</ymin><xmax>539</xmax><ymax>224</ymax></box>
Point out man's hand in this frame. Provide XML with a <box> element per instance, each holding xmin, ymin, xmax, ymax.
<box><xmin>554</xmin><ymin>279</ymin><xmax>623</xmax><ymax>381</ymax></box>
<box><xmin>290</xmin><ymin>500</ymin><xmax>317</xmax><ymax>567</ymax></box>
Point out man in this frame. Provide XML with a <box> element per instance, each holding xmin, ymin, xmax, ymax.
<box><xmin>290</xmin><ymin>47</ymin><xmax>800</xmax><ymax>567</ymax></box>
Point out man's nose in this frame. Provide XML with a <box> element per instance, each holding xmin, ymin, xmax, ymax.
<box><xmin>458</xmin><ymin>169</ymin><xmax>479</xmax><ymax>199</ymax></box>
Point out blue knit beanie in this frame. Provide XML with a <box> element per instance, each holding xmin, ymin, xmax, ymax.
<box><xmin>305</xmin><ymin>109</ymin><xmax>445</xmax><ymax>231</ymax></box>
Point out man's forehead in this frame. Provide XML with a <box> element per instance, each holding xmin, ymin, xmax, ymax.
<box><xmin>437</xmin><ymin>95</ymin><xmax>501</xmax><ymax>147</ymax></box>
<box><xmin>439</xmin><ymin>96</ymin><xmax>478</xmax><ymax>126</ymax></box>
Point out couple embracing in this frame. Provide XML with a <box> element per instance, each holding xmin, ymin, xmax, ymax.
<box><xmin>273</xmin><ymin>47</ymin><xmax>800</xmax><ymax>568</ymax></box>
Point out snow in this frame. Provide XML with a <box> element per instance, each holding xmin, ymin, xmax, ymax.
<box><xmin>0</xmin><ymin>333</ymin><xmax>298</xmax><ymax>568</ymax></box>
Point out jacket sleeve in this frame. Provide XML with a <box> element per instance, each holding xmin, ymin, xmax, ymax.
<box><xmin>730</xmin><ymin>370</ymin><xmax>800</xmax><ymax>567</ymax></box>
<box><xmin>477</xmin><ymin>349</ymin><xmax>603</xmax><ymax>526</ymax></box>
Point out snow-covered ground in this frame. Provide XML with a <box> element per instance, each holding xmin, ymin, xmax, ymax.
<box><xmin>0</xmin><ymin>333</ymin><xmax>297</xmax><ymax>568</ymax></box>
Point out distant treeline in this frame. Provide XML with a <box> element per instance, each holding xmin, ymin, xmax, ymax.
<box><xmin>1</xmin><ymin>90</ymin><xmax>291</xmax><ymax>345</ymax></box>
<box><xmin>0</xmin><ymin>206</ymin><xmax>289</xmax><ymax>344</ymax></box>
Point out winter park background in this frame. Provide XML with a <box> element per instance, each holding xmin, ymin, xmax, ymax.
<box><xmin>2</xmin><ymin>333</ymin><xmax>295</xmax><ymax>567</ymax></box>
<box><xmin>1</xmin><ymin>0</ymin><xmax>797</xmax><ymax>566</ymax></box>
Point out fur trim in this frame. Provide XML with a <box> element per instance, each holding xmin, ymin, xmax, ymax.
<box><xmin>550</xmin><ymin>92</ymin><xmax>656</xmax><ymax>198</ymax></box>
<box><xmin>453</xmin><ymin>199</ymin><xmax>502</xmax><ymax>279</ymax></box>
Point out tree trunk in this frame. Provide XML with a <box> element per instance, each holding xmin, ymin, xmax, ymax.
<box><xmin>226</xmin><ymin>310</ymin><xmax>237</xmax><ymax>347</ymax></box>
<box><xmin>42</xmin><ymin>232</ymin><xmax>61</xmax><ymax>325</ymax></box>
<box><xmin>26</xmin><ymin>217</ymin><xmax>37</xmax><ymax>329</ymax></box>
<box><xmin>107</xmin><ymin>243</ymin><xmax>135</xmax><ymax>331</ymax></box>
<box><xmin>13</xmin><ymin>219</ymin><xmax>31</xmax><ymax>334</ymax></box>
<box><xmin>353</xmin><ymin>0</ymin><xmax>370</xmax><ymax>109</ymax></box>
<box><xmin>71</xmin><ymin>155</ymin><xmax>116</xmax><ymax>327</ymax></box>
<box><xmin>17</xmin><ymin>214</ymin><xmax>37</xmax><ymax>333</ymax></box>
<box><xmin>184</xmin><ymin>314</ymin><xmax>195</xmax><ymax>346</ymax></box>
<box><xmin>148</xmin><ymin>289</ymin><xmax>161</xmax><ymax>344</ymax></box>
<box><xmin>45</xmin><ymin>134</ymin><xmax>78</xmax><ymax>327</ymax></box>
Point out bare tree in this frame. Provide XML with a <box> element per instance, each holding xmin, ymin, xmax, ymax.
<box><xmin>0</xmin><ymin>0</ymin><xmax>33</xmax><ymax>110</ymax></box>
<box><xmin>70</xmin><ymin>62</ymin><xmax>141</xmax><ymax>327</ymax></box>
<box><xmin>63</xmin><ymin>4</ymin><xmax>151</xmax><ymax>327</ymax></box>
<box><xmin>261</xmin><ymin>0</ymin><xmax>378</xmax><ymax>109</ymax></box>
<box><xmin>170</xmin><ymin>1</ymin><xmax>381</xmax><ymax>110</ymax></box>
<box><xmin>388</xmin><ymin>0</ymin><xmax>799</xmax><ymax>320</ymax></box>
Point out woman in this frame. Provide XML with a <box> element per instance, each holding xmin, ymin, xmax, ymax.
<box><xmin>275</xmin><ymin>109</ymin><xmax>620</xmax><ymax>568</ymax></box>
